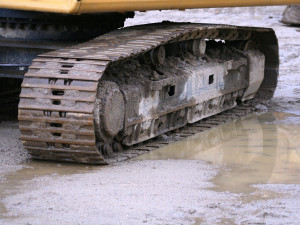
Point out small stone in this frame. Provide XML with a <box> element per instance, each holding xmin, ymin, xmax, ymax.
<box><xmin>188</xmin><ymin>209</ymin><xmax>196</xmax><ymax>214</ymax></box>
<box><xmin>255</xmin><ymin>104</ymin><xmax>268</xmax><ymax>111</ymax></box>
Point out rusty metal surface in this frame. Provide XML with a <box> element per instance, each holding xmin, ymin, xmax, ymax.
<box><xmin>18</xmin><ymin>22</ymin><xmax>279</xmax><ymax>164</ymax></box>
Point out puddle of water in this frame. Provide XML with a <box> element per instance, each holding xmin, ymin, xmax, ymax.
<box><xmin>136</xmin><ymin>112</ymin><xmax>300</xmax><ymax>193</ymax></box>
<box><xmin>1</xmin><ymin>111</ymin><xmax>300</xmax><ymax>220</ymax></box>
<box><xmin>0</xmin><ymin>161</ymin><xmax>100</xmax><ymax>218</ymax></box>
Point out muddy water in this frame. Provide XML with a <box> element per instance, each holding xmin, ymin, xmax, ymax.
<box><xmin>136</xmin><ymin>112</ymin><xmax>300</xmax><ymax>193</ymax></box>
<box><xmin>0</xmin><ymin>161</ymin><xmax>100</xmax><ymax>218</ymax></box>
<box><xmin>1</xmin><ymin>111</ymin><xmax>300</xmax><ymax>220</ymax></box>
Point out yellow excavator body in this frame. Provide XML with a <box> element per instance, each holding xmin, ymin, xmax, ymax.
<box><xmin>1</xmin><ymin>0</ymin><xmax>300</xmax><ymax>14</ymax></box>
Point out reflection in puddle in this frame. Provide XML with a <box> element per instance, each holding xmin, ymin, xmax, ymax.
<box><xmin>136</xmin><ymin>112</ymin><xmax>300</xmax><ymax>193</ymax></box>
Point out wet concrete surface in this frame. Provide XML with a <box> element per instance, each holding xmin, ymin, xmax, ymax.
<box><xmin>0</xmin><ymin>161</ymin><xmax>98</xmax><ymax>220</ymax></box>
<box><xmin>1</xmin><ymin>111</ymin><xmax>300</xmax><ymax>224</ymax></box>
<box><xmin>1</xmin><ymin>6</ymin><xmax>300</xmax><ymax>225</ymax></box>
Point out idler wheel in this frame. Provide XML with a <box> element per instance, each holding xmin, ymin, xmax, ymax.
<box><xmin>187</xmin><ymin>38</ymin><xmax>206</xmax><ymax>56</ymax></box>
<box><xmin>150</xmin><ymin>45</ymin><xmax>165</xmax><ymax>65</ymax></box>
<box><xmin>102</xmin><ymin>88</ymin><xmax>124</xmax><ymax>137</ymax></box>
<box><xmin>97</xmin><ymin>81</ymin><xmax>125</xmax><ymax>141</ymax></box>
<box><xmin>98</xmin><ymin>144</ymin><xmax>114</xmax><ymax>157</ymax></box>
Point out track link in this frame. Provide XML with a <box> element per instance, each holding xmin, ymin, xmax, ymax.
<box><xmin>18</xmin><ymin>22</ymin><xmax>278</xmax><ymax>164</ymax></box>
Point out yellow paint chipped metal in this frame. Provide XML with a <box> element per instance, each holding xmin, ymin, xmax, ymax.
<box><xmin>1</xmin><ymin>0</ymin><xmax>300</xmax><ymax>14</ymax></box>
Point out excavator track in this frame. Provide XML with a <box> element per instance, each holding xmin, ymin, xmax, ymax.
<box><xmin>18</xmin><ymin>22</ymin><xmax>278</xmax><ymax>164</ymax></box>
<box><xmin>106</xmin><ymin>103</ymin><xmax>258</xmax><ymax>164</ymax></box>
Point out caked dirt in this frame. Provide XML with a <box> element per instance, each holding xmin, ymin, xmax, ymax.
<box><xmin>0</xmin><ymin>6</ymin><xmax>300</xmax><ymax>225</ymax></box>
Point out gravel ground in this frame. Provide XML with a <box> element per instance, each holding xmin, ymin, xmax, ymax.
<box><xmin>0</xmin><ymin>122</ymin><xmax>29</xmax><ymax>178</ymax></box>
<box><xmin>0</xmin><ymin>6</ymin><xmax>300</xmax><ymax>225</ymax></box>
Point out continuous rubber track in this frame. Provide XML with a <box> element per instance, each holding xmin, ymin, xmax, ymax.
<box><xmin>18</xmin><ymin>22</ymin><xmax>277</xmax><ymax>164</ymax></box>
